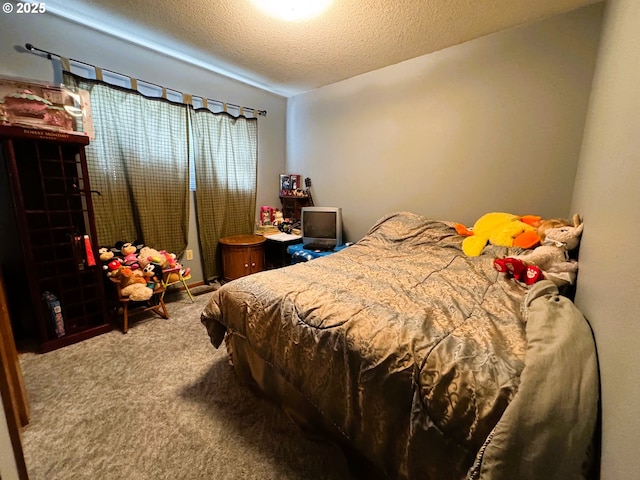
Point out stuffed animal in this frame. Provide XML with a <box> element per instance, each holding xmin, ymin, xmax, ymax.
<box><xmin>137</xmin><ymin>246</ymin><xmax>163</xmax><ymax>269</ymax></box>
<box><xmin>535</xmin><ymin>217</ymin><xmax>574</xmax><ymax>243</ymax></box>
<box><xmin>159</xmin><ymin>250</ymin><xmax>178</xmax><ymax>269</ymax></box>
<box><xmin>457</xmin><ymin>212</ymin><xmax>574</xmax><ymax>256</ymax></box>
<box><xmin>494</xmin><ymin>214</ymin><xmax>583</xmax><ymax>285</ymax></box>
<box><xmin>142</xmin><ymin>264</ymin><xmax>155</xmax><ymax>288</ymax></box>
<box><xmin>122</xmin><ymin>253</ymin><xmax>140</xmax><ymax>270</ymax></box>
<box><xmin>104</xmin><ymin>258</ymin><xmax>122</xmax><ymax>273</ymax></box>
<box><xmin>142</xmin><ymin>262</ymin><xmax>163</xmax><ymax>287</ymax></box>
<box><xmin>98</xmin><ymin>247</ymin><xmax>114</xmax><ymax>262</ymax></box>
<box><xmin>109</xmin><ymin>265</ymin><xmax>153</xmax><ymax>301</ymax></box>
<box><xmin>108</xmin><ymin>264</ymin><xmax>145</xmax><ymax>284</ymax></box>
<box><xmin>122</xmin><ymin>282</ymin><xmax>154</xmax><ymax>301</ymax></box>
<box><xmin>120</xmin><ymin>242</ymin><xmax>137</xmax><ymax>256</ymax></box>
<box><xmin>273</xmin><ymin>209</ymin><xmax>284</xmax><ymax>226</ymax></box>
<box><xmin>456</xmin><ymin>212</ymin><xmax>543</xmax><ymax>256</ymax></box>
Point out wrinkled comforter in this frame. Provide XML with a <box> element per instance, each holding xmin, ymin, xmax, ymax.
<box><xmin>201</xmin><ymin>212</ymin><xmax>598</xmax><ymax>480</ymax></box>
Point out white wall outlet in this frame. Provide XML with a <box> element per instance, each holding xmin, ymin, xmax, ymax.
<box><xmin>186</xmin><ymin>249</ymin><xmax>193</xmax><ymax>260</ymax></box>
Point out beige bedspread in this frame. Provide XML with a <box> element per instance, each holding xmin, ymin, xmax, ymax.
<box><xmin>201</xmin><ymin>212</ymin><xmax>598</xmax><ymax>479</ymax></box>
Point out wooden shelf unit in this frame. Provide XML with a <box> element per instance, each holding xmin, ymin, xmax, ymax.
<box><xmin>279</xmin><ymin>195</ymin><xmax>311</xmax><ymax>221</ymax></box>
<box><xmin>0</xmin><ymin>126</ymin><xmax>111</xmax><ymax>352</ymax></box>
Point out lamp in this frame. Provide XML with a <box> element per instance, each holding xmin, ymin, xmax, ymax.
<box><xmin>250</xmin><ymin>0</ymin><xmax>333</xmax><ymax>21</ymax></box>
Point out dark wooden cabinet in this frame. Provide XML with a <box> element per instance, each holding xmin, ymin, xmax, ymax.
<box><xmin>264</xmin><ymin>236</ymin><xmax>302</xmax><ymax>269</ymax></box>
<box><xmin>219</xmin><ymin>234</ymin><xmax>265</xmax><ymax>281</ymax></box>
<box><xmin>279</xmin><ymin>195</ymin><xmax>311</xmax><ymax>221</ymax></box>
<box><xmin>0</xmin><ymin>126</ymin><xmax>111</xmax><ymax>352</ymax></box>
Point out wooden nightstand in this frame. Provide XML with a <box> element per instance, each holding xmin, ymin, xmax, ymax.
<box><xmin>219</xmin><ymin>234</ymin><xmax>266</xmax><ymax>281</ymax></box>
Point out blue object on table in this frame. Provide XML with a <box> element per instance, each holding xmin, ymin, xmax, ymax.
<box><xmin>287</xmin><ymin>243</ymin><xmax>349</xmax><ymax>263</ymax></box>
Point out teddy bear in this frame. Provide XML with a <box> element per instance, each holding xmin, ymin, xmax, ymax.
<box><xmin>137</xmin><ymin>246</ymin><xmax>163</xmax><ymax>269</ymax></box>
<box><xmin>122</xmin><ymin>282</ymin><xmax>153</xmax><ymax>301</ymax></box>
<box><xmin>494</xmin><ymin>214</ymin><xmax>583</xmax><ymax>285</ymax></box>
<box><xmin>108</xmin><ymin>264</ymin><xmax>153</xmax><ymax>301</ymax></box>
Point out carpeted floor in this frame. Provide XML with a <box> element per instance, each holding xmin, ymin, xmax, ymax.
<box><xmin>18</xmin><ymin>289</ymin><xmax>354</xmax><ymax>480</ymax></box>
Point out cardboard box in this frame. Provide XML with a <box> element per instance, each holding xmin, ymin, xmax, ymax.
<box><xmin>42</xmin><ymin>291</ymin><xmax>65</xmax><ymax>338</ymax></box>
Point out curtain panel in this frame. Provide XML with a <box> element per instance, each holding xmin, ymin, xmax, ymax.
<box><xmin>63</xmin><ymin>73</ymin><xmax>190</xmax><ymax>255</ymax></box>
<box><xmin>191</xmin><ymin>109</ymin><xmax>258</xmax><ymax>280</ymax></box>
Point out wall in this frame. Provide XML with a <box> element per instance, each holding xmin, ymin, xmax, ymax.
<box><xmin>571</xmin><ymin>0</ymin><xmax>640</xmax><ymax>478</ymax></box>
<box><xmin>287</xmin><ymin>4</ymin><xmax>604</xmax><ymax>241</ymax></box>
<box><xmin>0</xmin><ymin>11</ymin><xmax>287</xmax><ymax>283</ymax></box>
<box><xmin>0</xmin><ymin>399</ymin><xmax>20</xmax><ymax>480</ymax></box>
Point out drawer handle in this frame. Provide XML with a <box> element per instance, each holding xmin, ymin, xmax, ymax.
<box><xmin>251</xmin><ymin>262</ymin><xmax>256</xmax><ymax>267</ymax></box>
<box><xmin>244</xmin><ymin>263</ymin><xmax>249</xmax><ymax>268</ymax></box>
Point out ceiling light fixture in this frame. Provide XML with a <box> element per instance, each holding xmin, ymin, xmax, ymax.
<box><xmin>250</xmin><ymin>0</ymin><xmax>333</xmax><ymax>22</ymax></box>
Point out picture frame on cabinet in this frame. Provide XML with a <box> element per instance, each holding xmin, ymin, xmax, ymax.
<box><xmin>280</xmin><ymin>174</ymin><xmax>290</xmax><ymax>194</ymax></box>
<box><xmin>289</xmin><ymin>174</ymin><xmax>301</xmax><ymax>190</ymax></box>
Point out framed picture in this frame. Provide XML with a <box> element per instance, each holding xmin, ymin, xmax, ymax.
<box><xmin>289</xmin><ymin>174</ymin><xmax>301</xmax><ymax>190</ymax></box>
<box><xmin>279</xmin><ymin>174</ymin><xmax>291</xmax><ymax>194</ymax></box>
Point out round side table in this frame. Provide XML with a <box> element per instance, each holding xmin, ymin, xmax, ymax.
<box><xmin>219</xmin><ymin>234</ymin><xmax>266</xmax><ymax>281</ymax></box>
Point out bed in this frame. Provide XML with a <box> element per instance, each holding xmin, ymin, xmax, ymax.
<box><xmin>201</xmin><ymin>212</ymin><xmax>599</xmax><ymax>480</ymax></box>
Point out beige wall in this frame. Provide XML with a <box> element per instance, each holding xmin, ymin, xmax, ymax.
<box><xmin>0</xmin><ymin>12</ymin><xmax>287</xmax><ymax>283</ymax></box>
<box><xmin>571</xmin><ymin>0</ymin><xmax>640</xmax><ymax>478</ymax></box>
<box><xmin>0</xmin><ymin>399</ymin><xmax>20</xmax><ymax>480</ymax></box>
<box><xmin>287</xmin><ymin>4</ymin><xmax>604</xmax><ymax>242</ymax></box>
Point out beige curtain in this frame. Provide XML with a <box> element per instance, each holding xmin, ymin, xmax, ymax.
<box><xmin>64</xmin><ymin>73</ymin><xmax>190</xmax><ymax>254</ymax></box>
<box><xmin>191</xmin><ymin>109</ymin><xmax>258</xmax><ymax>279</ymax></box>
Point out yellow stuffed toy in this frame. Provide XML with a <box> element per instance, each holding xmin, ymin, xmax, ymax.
<box><xmin>456</xmin><ymin>212</ymin><xmax>542</xmax><ymax>256</ymax></box>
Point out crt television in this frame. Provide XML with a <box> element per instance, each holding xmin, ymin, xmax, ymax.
<box><xmin>301</xmin><ymin>206</ymin><xmax>343</xmax><ymax>250</ymax></box>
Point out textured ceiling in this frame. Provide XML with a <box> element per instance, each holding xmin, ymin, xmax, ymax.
<box><xmin>47</xmin><ymin>0</ymin><xmax>600</xmax><ymax>97</ymax></box>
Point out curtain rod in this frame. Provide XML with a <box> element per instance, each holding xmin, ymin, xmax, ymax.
<box><xmin>25</xmin><ymin>43</ymin><xmax>267</xmax><ymax>117</ymax></box>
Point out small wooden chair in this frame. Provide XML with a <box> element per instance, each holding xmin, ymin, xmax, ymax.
<box><xmin>111</xmin><ymin>279</ymin><xmax>169</xmax><ymax>333</ymax></box>
<box><xmin>161</xmin><ymin>267</ymin><xmax>194</xmax><ymax>302</ymax></box>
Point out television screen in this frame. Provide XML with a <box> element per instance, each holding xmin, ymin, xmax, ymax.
<box><xmin>301</xmin><ymin>207</ymin><xmax>342</xmax><ymax>250</ymax></box>
<box><xmin>303</xmin><ymin>211</ymin><xmax>336</xmax><ymax>239</ymax></box>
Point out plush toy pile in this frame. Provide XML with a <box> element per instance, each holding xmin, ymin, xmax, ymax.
<box><xmin>99</xmin><ymin>241</ymin><xmax>190</xmax><ymax>300</ymax></box>
<box><xmin>455</xmin><ymin>212</ymin><xmax>573</xmax><ymax>256</ymax></box>
<box><xmin>457</xmin><ymin>212</ymin><xmax>584</xmax><ymax>287</ymax></box>
<box><xmin>493</xmin><ymin>214</ymin><xmax>583</xmax><ymax>286</ymax></box>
